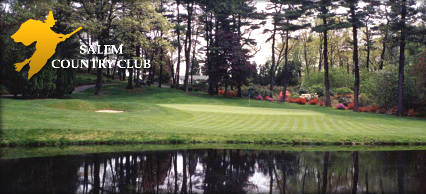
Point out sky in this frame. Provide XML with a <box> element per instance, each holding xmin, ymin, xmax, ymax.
<box><xmin>250</xmin><ymin>1</ymin><xmax>272</xmax><ymax>66</ymax></box>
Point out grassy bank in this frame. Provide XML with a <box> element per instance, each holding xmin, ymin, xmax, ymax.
<box><xmin>2</xmin><ymin>144</ymin><xmax>426</xmax><ymax>160</ymax></box>
<box><xmin>1</xmin><ymin>84</ymin><xmax>426</xmax><ymax>147</ymax></box>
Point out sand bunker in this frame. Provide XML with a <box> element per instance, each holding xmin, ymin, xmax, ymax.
<box><xmin>95</xmin><ymin>110</ymin><xmax>124</xmax><ymax>113</ymax></box>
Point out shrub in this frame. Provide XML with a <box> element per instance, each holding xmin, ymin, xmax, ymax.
<box><xmin>303</xmin><ymin>69</ymin><xmax>354</xmax><ymax>90</ymax></box>
<box><xmin>298</xmin><ymin>88</ymin><xmax>309</xmax><ymax>95</ymax></box>
<box><xmin>311</xmin><ymin>86</ymin><xmax>325</xmax><ymax>97</ymax></box>
<box><xmin>338</xmin><ymin>96</ymin><xmax>351</xmax><ymax>106</ymax></box>
<box><xmin>378</xmin><ymin>108</ymin><xmax>387</xmax><ymax>114</ymax></box>
<box><xmin>359</xmin><ymin>107</ymin><xmax>370</xmax><ymax>112</ymax></box>
<box><xmin>318</xmin><ymin>101</ymin><xmax>325</xmax><ymax>106</ymax></box>
<box><xmin>408</xmin><ymin>109</ymin><xmax>415</xmax><ymax>117</ymax></box>
<box><xmin>370</xmin><ymin>105</ymin><xmax>378</xmax><ymax>112</ymax></box>
<box><xmin>254</xmin><ymin>94</ymin><xmax>263</xmax><ymax>100</ymax></box>
<box><xmin>0</xmin><ymin>84</ymin><xmax>8</xmax><ymax>95</ymax></box>
<box><xmin>309</xmin><ymin>84</ymin><xmax>325</xmax><ymax>97</ymax></box>
<box><xmin>297</xmin><ymin>98</ymin><xmax>307</xmax><ymax>105</ymax></box>
<box><xmin>278</xmin><ymin>91</ymin><xmax>290</xmax><ymax>101</ymax></box>
<box><xmin>336</xmin><ymin>103</ymin><xmax>347</xmax><ymax>110</ymax></box>
<box><xmin>264</xmin><ymin>90</ymin><xmax>274</xmax><ymax>98</ymax></box>
<box><xmin>345</xmin><ymin>94</ymin><xmax>354</xmax><ymax>101</ymax></box>
<box><xmin>347</xmin><ymin>103</ymin><xmax>354</xmax><ymax>110</ymax></box>
<box><xmin>242</xmin><ymin>85</ymin><xmax>280</xmax><ymax>98</ymax></box>
<box><xmin>359</xmin><ymin>93</ymin><xmax>371</xmax><ymax>107</ymax></box>
<box><xmin>309</xmin><ymin>98</ymin><xmax>318</xmax><ymax>105</ymax></box>
<box><xmin>247</xmin><ymin>86</ymin><xmax>258</xmax><ymax>96</ymax></box>
<box><xmin>288</xmin><ymin>98</ymin><xmax>297</xmax><ymax>103</ymax></box>
<box><xmin>291</xmin><ymin>92</ymin><xmax>300</xmax><ymax>99</ymax></box>
<box><xmin>192</xmin><ymin>82</ymin><xmax>207</xmax><ymax>91</ymax></box>
<box><xmin>265</xmin><ymin>96</ymin><xmax>274</xmax><ymax>101</ymax></box>
<box><xmin>218</xmin><ymin>89</ymin><xmax>225</xmax><ymax>95</ymax></box>
<box><xmin>336</xmin><ymin>87</ymin><xmax>353</xmax><ymax>96</ymax></box>
<box><xmin>361</xmin><ymin>66</ymin><xmax>398</xmax><ymax>109</ymax></box>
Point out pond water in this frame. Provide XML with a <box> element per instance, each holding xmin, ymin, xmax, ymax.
<box><xmin>1</xmin><ymin>149</ymin><xmax>426</xmax><ymax>194</ymax></box>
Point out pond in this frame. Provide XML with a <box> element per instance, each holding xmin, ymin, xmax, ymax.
<box><xmin>1</xmin><ymin>149</ymin><xmax>426</xmax><ymax>194</ymax></box>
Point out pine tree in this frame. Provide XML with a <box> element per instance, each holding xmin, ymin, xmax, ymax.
<box><xmin>279</xmin><ymin>0</ymin><xmax>311</xmax><ymax>102</ymax></box>
<box><xmin>341</xmin><ymin>0</ymin><xmax>364</xmax><ymax>112</ymax></box>
<box><xmin>388</xmin><ymin>0</ymin><xmax>418</xmax><ymax>116</ymax></box>
<box><xmin>312</xmin><ymin>0</ymin><xmax>343</xmax><ymax>107</ymax></box>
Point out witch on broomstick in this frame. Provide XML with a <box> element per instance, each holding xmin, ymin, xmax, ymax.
<box><xmin>11</xmin><ymin>11</ymin><xmax>82</xmax><ymax>79</ymax></box>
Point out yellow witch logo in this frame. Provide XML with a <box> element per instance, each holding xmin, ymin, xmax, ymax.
<box><xmin>11</xmin><ymin>11</ymin><xmax>82</xmax><ymax>80</ymax></box>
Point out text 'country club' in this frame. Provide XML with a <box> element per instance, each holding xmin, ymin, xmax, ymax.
<box><xmin>51</xmin><ymin>44</ymin><xmax>151</xmax><ymax>69</ymax></box>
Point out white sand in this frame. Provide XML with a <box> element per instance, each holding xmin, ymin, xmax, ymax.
<box><xmin>95</xmin><ymin>110</ymin><xmax>124</xmax><ymax>113</ymax></box>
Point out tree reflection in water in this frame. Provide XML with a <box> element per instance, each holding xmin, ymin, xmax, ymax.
<box><xmin>1</xmin><ymin>150</ymin><xmax>426</xmax><ymax>194</ymax></box>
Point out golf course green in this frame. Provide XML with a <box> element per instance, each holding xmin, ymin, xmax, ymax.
<box><xmin>1</xmin><ymin>84</ymin><xmax>426</xmax><ymax>146</ymax></box>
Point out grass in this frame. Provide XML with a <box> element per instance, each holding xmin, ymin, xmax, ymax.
<box><xmin>2</xmin><ymin>144</ymin><xmax>426</xmax><ymax>160</ymax></box>
<box><xmin>1</xmin><ymin>84</ymin><xmax>426</xmax><ymax>147</ymax></box>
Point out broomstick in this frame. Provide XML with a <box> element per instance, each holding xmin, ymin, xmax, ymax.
<box><xmin>15</xmin><ymin>27</ymin><xmax>83</xmax><ymax>72</ymax></box>
<box><xmin>62</xmin><ymin>27</ymin><xmax>82</xmax><ymax>39</ymax></box>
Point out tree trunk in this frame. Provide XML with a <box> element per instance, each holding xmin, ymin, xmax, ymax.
<box><xmin>207</xmin><ymin>12</ymin><xmax>214</xmax><ymax>95</ymax></box>
<box><xmin>126</xmin><ymin>62</ymin><xmax>133</xmax><ymax>89</ymax></box>
<box><xmin>319</xmin><ymin>34</ymin><xmax>323</xmax><ymax>72</ymax></box>
<box><xmin>182</xmin><ymin>151</ymin><xmax>188</xmax><ymax>194</ymax></box>
<box><xmin>175</xmin><ymin>0</ymin><xmax>181</xmax><ymax>88</ymax></box>
<box><xmin>122</xmin><ymin>68</ymin><xmax>126</xmax><ymax>81</ymax></box>
<box><xmin>379</xmin><ymin>9</ymin><xmax>389</xmax><ymax>70</ymax></box>
<box><xmin>270</xmin><ymin>24</ymin><xmax>277</xmax><ymax>91</ymax></box>
<box><xmin>191</xmin><ymin>27</ymin><xmax>199</xmax><ymax>85</ymax></box>
<box><xmin>303</xmin><ymin>33</ymin><xmax>309</xmax><ymax>78</ymax></box>
<box><xmin>95</xmin><ymin>53</ymin><xmax>103</xmax><ymax>96</ymax></box>
<box><xmin>397</xmin><ymin>0</ymin><xmax>406</xmax><ymax>116</ymax></box>
<box><xmin>93</xmin><ymin>155</ymin><xmax>100</xmax><ymax>194</ymax></box>
<box><xmin>366</xmin><ymin>23</ymin><xmax>370</xmax><ymax>72</ymax></box>
<box><xmin>183</xmin><ymin>2</ymin><xmax>194</xmax><ymax>93</ymax></box>
<box><xmin>281</xmin><ymin>28</ymin><xmax>290</xmax><ymax>102</ymax></box>
<box><xmin>347</xmin><ymin>58</ymin><xmax>350</xmax><ymax>74</ymax></box>
<box><xmin>330</xmin><ymin>44</ymin><xmax>334</xmax><ymax>69</ymax></box>
<box><xmin>88</xmin><ymin>34</ymin><xmax>93</xmax><ymax>74</ymax></box>
<box><xmin>159</xmin><ymin>47</ymin><xmax>163</xmax><ymax>88</ymax></box>
<box><xmin>323</xmin><ymin>16</ymin><xmax>331</xmax><ymax>107</ymax></box>
<box><xmin>173</xmin><ymin>152</ymin><xmax>178</xmax><ymax>194</ymax></box>
<box><xmin>147</xmin><ymin>50</ymin><xmax>155</xmax><ymax>86</ymax></box>
<box><xmin>134</xmin><ymin>67</ymin><xmax>137</xmax><ymax>81</ymax></box>
<box><xmin>170</xmin><ymin>52</ymin><xmax>175</xmax><ymax>85</ymax></box>
<box><xmin>352</xmin><ymin>151</ymin><xmax>359</xmax><ymax>194</ymax></box>
<box><xmin>397</xmin><ymin>151</ymin><xmax>405</xmax><ymax>194</ymax></box>
<box><xmin>322</xmin><ymin>152</ymin><xmax>329</xmax><ymax>194</ymax></box>
<box><xmin>112</xmin><ymin>55</ymin><xmax>119</xmax><ymax>80</ymax></box>
<box><xmin>352</xmin><ymin>5</ymin><xmax>360</xmax><ymax>112</ymax></box>
<box><xmin>135</xmin><ymin>46</ymin><xmax>141</xmax><ymax>87</ymax></box>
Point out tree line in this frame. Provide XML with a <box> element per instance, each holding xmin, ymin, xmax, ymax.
<box><xmin>1</xmin><ymin>0</ymin><xmax>426</xmax><ymax>116</ymax></box>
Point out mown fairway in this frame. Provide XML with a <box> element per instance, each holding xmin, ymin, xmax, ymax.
<box><xmin>1</xmin><ymin>84</ymin><xmax>426</xmax><ymax>146</ymax></box>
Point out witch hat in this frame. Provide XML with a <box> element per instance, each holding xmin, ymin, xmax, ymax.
<box><xmin>44</xmin><ymin>11</ymin><xmax>57</xmax><ymax>23</ymax></box>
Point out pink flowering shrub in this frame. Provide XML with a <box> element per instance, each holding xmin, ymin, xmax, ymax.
<box><xmin>278</xmin><ymin>91</ymin><xmax>290</xmax><ymax>101</ymax></box>
<box><xmin>254</xmin><ymin>95</ymin><xmax>263</xmax><ymax>100</ymax></box>
<box><xmin>336</xmin><ymin>103</ymin><xmax>347</xmax><ymax>110</ymax></box>
<box><xmin>265</xmin><ymin>96</ymin><xmax>274</xmax><ymax>101</ymax></box>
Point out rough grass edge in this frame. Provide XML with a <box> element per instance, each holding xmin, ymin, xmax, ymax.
<box><xmin>2</xmin><ymin>134</ymin><xmax>425</xmax><ymax>148</ymax></box>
